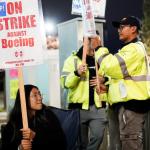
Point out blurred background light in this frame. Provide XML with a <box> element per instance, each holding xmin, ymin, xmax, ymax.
<box><xmin>44</xmin><ymin>20</ymin><xmax>56</xmax><ymax>35</ymax></box>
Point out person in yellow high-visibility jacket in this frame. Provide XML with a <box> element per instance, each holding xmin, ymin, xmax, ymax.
<box><xmin>61</xmin><ymin>33</ymin><xmax>108</xmax><ymax>150</ymax></box>
<box><xmin>95</xmin><ymin>16</ymin><xmax>150</xmax><ymax>150</ymax></box>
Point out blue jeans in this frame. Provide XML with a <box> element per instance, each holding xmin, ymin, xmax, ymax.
<box><xmin>79</xmin><ymin>105</ymin><xmax>108</xmax><ymax>150</ymax></box>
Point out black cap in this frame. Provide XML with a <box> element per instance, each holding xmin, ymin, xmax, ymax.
<box><xmin>112</xmin><ymin>16</ymin><xmax>141</xmax><ymax>30</ymax></box>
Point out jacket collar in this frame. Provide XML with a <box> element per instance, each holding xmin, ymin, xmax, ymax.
<box><xmin>121</xmin><ymin>38</ymin><xmax>139</xmax><ymax>47</ymax></box>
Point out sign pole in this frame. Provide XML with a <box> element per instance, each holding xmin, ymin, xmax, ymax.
<box><xmin>82</xmin><ymin>37</ymin><xmax>88</xmax><ymax>64</ymax></box>
<box><xmin>18</xmin><ymin>67</ymin><xmax>28</xmax><ymax>129</ymax></box>
<box><xmin>94</xmin><ymin>49</ymin><xmax>102</xmax><ymax>107</ymax></box>
<box><xmin>81</xmin><ymin>0</ymin><xmax>102</xmax><ymax>106</ymax></box>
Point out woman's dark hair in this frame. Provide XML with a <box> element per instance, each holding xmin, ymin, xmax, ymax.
<box><xmin>8</xmin><ymin>84</ymin><xmax>39</xmax><ymax>128</ymax></box>
<box><xmin>6</xmin><ymin>84</ymin><xmax>39</xmax><ymax>142</ymax></box>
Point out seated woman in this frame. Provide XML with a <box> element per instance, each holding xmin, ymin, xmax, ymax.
<box><xmin>1</xmin><ymin>84</ymin><xmax>67</xmax><ymax>150</ymax></box>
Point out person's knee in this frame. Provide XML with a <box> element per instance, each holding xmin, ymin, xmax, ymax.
<box><xmin>120</xmin><ymin>133</ymin><xmax>143</xmax><ymax>150</ymax></box>
<box><xmin>92</xmin><ymin>128</ymin><xmax>105</xmax><ymax>140</ymax></box>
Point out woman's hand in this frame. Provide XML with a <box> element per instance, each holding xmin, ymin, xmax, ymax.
<box><xmin>20</xmin><ymin>128</ymin><xmax>36</xmax><ymax>141</ymax></box>
<box><xmin>19</xmin><ymin>139</ymin><xmax>32</xmax><ymax>150</ymax></box>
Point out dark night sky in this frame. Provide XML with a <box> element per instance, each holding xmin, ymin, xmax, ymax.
<box><xmin>41</xmin><ymin>0</ymin><xmax>74</xmax><ymax>24</ymax></box>
<box><xmin>41</xmin><ymin>0</ymin><xmax>144</xmax><ymax>53</ymax></box>
<box><xmin>41</xmin><ymin>0</ymin><xmax>143</xmax><ymax>24</ymax></box>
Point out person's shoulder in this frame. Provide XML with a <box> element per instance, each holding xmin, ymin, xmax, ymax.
<box><xmin>97</xmin><ymin>46</ymin><xmax>109</xmax><ymax>51</ymax></box>
<box><xmin>43</xmin><ymin>106</ymin><xmax>61</xmax><ymax>124</ymax></box>
<box><xmin>44</xmin><ymin>106</ymin><xmax>52</xmax><ymax>112</ymax></box>
<box><xmin>67</xmin><ymin>51</ymin><xmax>77</xmax><ymax>57</ymax></box>
<box><xmin>43</xmin><ymin>106</ymin><xmax>56</xmax><ymax>117</ymax></box>
<box><xmin>128</xmin><ymin>41</ymin><xmax>145</xmax><ymax>51</ymax></box>
<box><xmin>121</xmin><ymin>42</ymin><xmax>145</xmax><ymax>57</ymax></box>
<box><xmin>124</xmin><ymin>41</ymin><xmax>143</xmax><ymax>47</ymax></box>
<box><xmin>65</xmin><ymin>51</ymin><xmax>78</xmax><ymax>62</ymax></box>
<box><xmin>121</xmin><ymin>43</ymin><xmax>136</xmax><ymax>51</ymax></box>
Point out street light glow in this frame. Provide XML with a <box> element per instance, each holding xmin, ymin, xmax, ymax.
<box><xmin>44</xmin><ymin>21</ymin><xmax>55</xmax><ymax>34</ymax></box>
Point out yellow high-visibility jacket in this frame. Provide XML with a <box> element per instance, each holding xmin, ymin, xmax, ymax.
<box><xmin>61</xmin><ymin>52</ymin><xmax>107</xmax><ymax>110</ymax></box>
<box><xmin>95</xmin><ymin>41</ymin><xmax>150</xmax><ymax>105</ymax></box>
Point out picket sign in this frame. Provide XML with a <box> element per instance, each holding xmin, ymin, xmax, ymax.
<box><xmin>80</xmin><ymin>0</ymin><xmax>96</xmax><ymax>37</ymax></box>
<box><xmin>80</xmin><ymin>0</ymin><xmax>96</xmax><ymax>64</ymax></box>
<box><xmin>72</xmin><ymin>0</ymin><xmax>107</xmax><ymax>18</ymax></box>
<box><xmin>0</xmin><ymin>0</ymin><xmax>45</xmax><ymax>130</ymax></box>
<box><xmin>79</xmin><ymin>0</ymin><xmax>102</xmax><ymax>106</ymax></box>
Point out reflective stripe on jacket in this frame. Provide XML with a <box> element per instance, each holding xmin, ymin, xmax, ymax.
<box><xmin>61</xmin><ymin>52</ymin><xmax>106</xmax><ymax>110</ymax></box>
<box><xmin>95</xmin><ymin>42</ymin><xmax>150</xmax><ymax>105</ymax></box>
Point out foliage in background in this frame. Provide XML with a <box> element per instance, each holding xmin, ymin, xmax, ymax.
<box><xmin>142</xmin><ymin>0</ymin><xmax>150</xmax><ymax>54</ymax></box>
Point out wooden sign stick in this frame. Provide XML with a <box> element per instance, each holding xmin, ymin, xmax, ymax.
<box><xmin>94</xmin><ymin>49</ymin><xmax>102</xmax><ymax>107</ymax></box>
<box><xmin>18</xmin><ymin>67</ymin><xmax>28</xmax><ymax>129</ymax></box>
<box><xmin>82</xmin><ymin>37</ymin><xmax>89</xmax><ymax>64</ymax></box>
